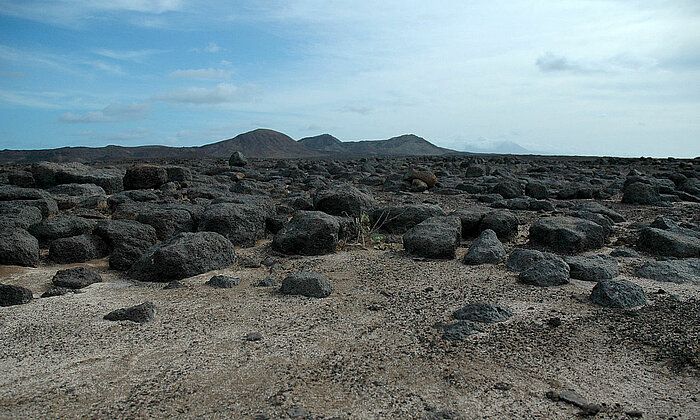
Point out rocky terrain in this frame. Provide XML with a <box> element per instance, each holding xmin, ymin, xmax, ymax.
<box><xmin>0</xmin><ymin>152</ymin><xmax>698</xmax><ymax>419</ymax></box>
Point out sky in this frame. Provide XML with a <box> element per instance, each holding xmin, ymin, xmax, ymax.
<box><xmin>0</xmin><ymin>1</ymin><xmax>699</xmax><ymax>157</ymax></box>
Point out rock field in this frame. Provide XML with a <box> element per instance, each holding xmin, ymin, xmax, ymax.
<box><xmin>0</xmin><ymin>154</ymin><xmax>698</xmax><ymax>419</ymax></box>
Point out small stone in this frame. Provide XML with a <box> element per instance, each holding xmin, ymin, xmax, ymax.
<box><xmin>280</xmin><ymin>272</ymin><xmax>334</xmax><ymax>298</ymax></box>
<box><xmin>205</xmin><ymin>275</ymin><xmax>240</xmax><ymax>288</ymax></box>
<box><xmin>286</xmin><ymin>406</ymin><xmax>309</xmax><ymax>418</ymax></box>
<box><xmin>441</xmin><ymin>321</ymin><xmax>484</xmax><ymax>342</ymax></box>
<box><xmin>104</xmin><ymin>301</ymin><xmax>156</xmax><ymax>323</ymax></box>
<box><xmin>41</xmin><ymin>287</ymin><xmax>78</xmax><ymax>298</ymax></box>
<box><xmin>257</xmin><ymin>277</ymin><xmax>277</xmax><ymax>287</ymax></box>
<box><xmin>453</xmin><ymin>302</ymin><xmax>512</xmax><ymax>323</ymax></box>
<box><xmin>546</xmin><ymin>317</ymin><xmax>562</xmax><ymax>327</ymax></box>
<box><xmin>163</xmin><ymin>280</ymin><xmax>185</xmax><ymax>290</ymax></box>
<box><xmin>493</xmin><ymin>382</ymin><xmax>512</xmax><ymax>391</ymax></box>
<box><xmin>245</xmin><ymin>332</ymin><xmax>263</xmax><ymax>341</ymax></box>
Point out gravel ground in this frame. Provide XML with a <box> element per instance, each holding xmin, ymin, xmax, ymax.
<box><xmin>1</xmin><ymin>239</ymin><xmax>698</xmax><ymax>419</ymax></box>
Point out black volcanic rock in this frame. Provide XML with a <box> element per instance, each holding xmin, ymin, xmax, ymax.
<box><xmin>52</xmin><ymin>266</ymin><xmax>102</xmax><ymax>289</ymax></box>
<box><xmin>136</xmin><ymin>206</ymin><xmax>198</xmax><ymax>241</ymax></box>
<box><xmin>313</xmin><ymin>183</ymin><xmax>377</xmax><ymax>217</ymax></box>
<box><xmin>403</xmin><ymin>216</ymin><xmax>461</xmax><ymax>259</ymax></box>
<box><xmin>229</xmin><ymin>151</ymin><xmax>248</xmax><ymax>167</ymax></box>
<box><xmin>622</xmin><ymin>182</ymin><xmax>662</xmax><ymax>205</ymax></box>
<box><xmin>49</xmin><ymin>234</ymin><xmax>109</xmax><ymax>263</ymax></box>
<box><xmin>590</xmin><ymin>279</ymin><xmax>647</xmax><ymax>308</ymax></box>
<box><xmin>129</xmin><ymin>232</ymin><xmax>237</xmax><ymax>282</ymax></box>
<box><xmin>0</xmin><ymin>228</ymin><xmax>40</xmax><ymax>267</ymax></box>
<box><xmin>462</xmin><ymin>229</ymin><xmax>506</xmax><ymax>265</ymax></box>
<box><xmin>123</xmin><ymin>164</ymin><xmax>168</xmax><ymax>190</ymax></box>
<box><xmin>637</xmin><ymin>227</ymin><xmax>700</xmax><ymax>258</ymax></box>
<box><xmin>0</xmin><ymin>202</ymin><xmax>43</xmax><ymax>230</ymax></box>
<box><xmin>453</xmin><ymin>302</ymin><xmax>512</xmax><ymax>323</ymax></box>
<box><xmin>93</xmin><ymin>219</ymin><xmax>158</xmax><ymax>271</ymax></box>
<box><xmin>198</xmin><ymin>201</ymin><xmax>270</xmax><ymax>248</ymax></box>
<box><xmin>28</xmin><ymin>215</ymin><xmax>95</xmax><ymax>243</ymax></box>
<box><xmin>104</xmin><ymin>301</ymin><xmax>156</xmax><ymax>323</ymax></box>
<box><xmin>280</xmin><ymin>272</ymin><xmax>334</xmax><ymax>298</ymax></box>
<box><xmin>272</xmin><ymin>211</ymin><xmax>340</xmax><ymax>255</ymax></box>
<box><xmin>529</xmin><ymin>216</ymin><xmax>604</xmax><ymax>254</ymax></box>
<box><xmin>519</xmin><ymin>256</ymin><xmax>570</xmax><ymax>286</ymax></box>
<box><xmin>370</xmin><ymin>204</ymin><xmax>447</xmax><ymax>234</ymax></box>
<box><xmin>31</xmin><ymin>161</ymin><xmax>123</xmax><ymax>193</ymax></box>
<box><xmin>0</xmin><ymin>284</ymin><xmax>33</xmax><ymax>306</ymax></box>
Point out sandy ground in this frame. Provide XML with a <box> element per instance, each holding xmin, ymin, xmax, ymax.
<box><xmin>1</xmin><ymin>236</ymin><xmax>698</xmax><ymax>419</ymax></box>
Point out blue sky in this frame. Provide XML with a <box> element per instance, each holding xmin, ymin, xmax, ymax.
<box><xmin>0</xmin><ymin>1</ymin><xmax>699</xmax><ymax>157</ymax></box>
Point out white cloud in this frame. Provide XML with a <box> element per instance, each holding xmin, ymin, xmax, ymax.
<box><xmin>0</xmin><ymin>0</ymin><xmax>184</xmax><ymax>25</ymax></box>
<box><xmin>152</xmin><ymin>83</ymin><xmax>251</xmax><ymax>104</ymax></box>
<box><xmin>168</xmin><ymin>68</ymin><xmax>233</xmax><ymax>80</ymax></box>
<box><xmin>204</xmin><ymin>42</ymin><xmax>221</xmax><ymax>53</ymax></box>
<box><xmin>58</xmin><ymin>102</ymin><xmax>151</xmax><ymax>123</ymax></box>
<box><xmin>94</xmin><ymin>48</ymin><xmax>165</xmax><ymax>61</ymax></box>
<box><xmin>536</xmin><ymin>52</ymin><xmax>657</xmax><ymax>74</ymax></box>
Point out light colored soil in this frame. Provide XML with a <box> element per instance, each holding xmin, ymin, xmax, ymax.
<box><xmin>1</xmin><ymin>241</ymin><xmax>698</xmax><ymax>419</ymax></box>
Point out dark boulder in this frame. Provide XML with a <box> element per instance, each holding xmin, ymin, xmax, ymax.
<box><xmin>441</xmin><ymin>320</ymin><xmax>484</xmax><ymax>341</ymax></box>
<box><xmin>492</xmin><ymin>180</ymin><xmax>523</xmax><ymax>199</ymax></box>
<box><xmin>136</xmin><ymin>206</ymin><xmax>197</xmax><ymax>241</ymax></box>
<box><xmin>123</xmin><ymin>165</ymin><xmax>168</xmax><ymax>190</ymax></box>
<box><xmin>41</xmin><ymin>286</ymin><xmax>78</xmax><ymax>298</ymax></box>
<box><xmin>198</xmin><ymin>201</ymin><xmax>270</xmax><ymax>248</ymax></box>
<box><xmin>280</xmin><ymin>272</ymin><xmax>334</xmax><ymax>298</ymax></box>
<box><xmin>0</xmin><ymin>202</ymin><xmax>43</xmax><ymax>230</ymax></box>
<box><xmin>622</xmin><ymin>182</ymin><xmax>662</xmax><ymax>205</ymax></box>
<box><xmin>506</xmin><ymin>248</ymin><xmax>545</xmax><ymax>271</ymax></box>
<box><xmin>52</xmin><ymin>266</ymin><xmax>102</xmax><ymax>289</ymax></box>
<box><xmin>529</xmin><ymin>216</ymin><xmax>604</xmax><ymax>254</ymax></box>
<box><xmin>636</xmin><ymin>259</ymin><xmax>700</xmax><ymax>285</ymax></box>
<box><xmin>49</xmin><ymin>234</ymin><xmax>109</xmax><ymax>263</ymax></box>
<box><xmin>590</xmin><ymin>279</ymin><xmax>647</xmax><ymax>308</ymax></box>
<box><xmin>405</xmin><ymin>168</ymin><xmax>437</xmax><ymax>188</ymax></box>
<box><xmin>453</xmin><ymin>302</ymin><xmax>512</xmax><ymax>323</ymax></box>
<box><xmin>272</xmin><ymin>211</ymin><xmax>340</xmax><ymax>255</ymax></box>
<box><xmin>403</xmin><ymin>216</ymin><xmax>461</xmax><ymax>259</ymax></box>
<box><xmin>370</xmin><ymin>204</ymin><xmax>447</xmax><ymax>234</ymax></box>
<box><xmin>93</xmin><ymin>220</ymin><xmax>158</xmax><ymax>271</ymax></box>
<box><xmin>462</xmin><ymin>229</ymin><xmax>506</xmax><ymax>265</ymax></box>
<box><xmin>0</xmin><ymin>284</ymin><xmax>33</xmax><ymax>306</ymax></box>
<box><xmin>480</xmin><ymin>210</ymin><xmax>519</xmax><ymax>241</ymax></box>
<box><xmin>129</xmin><ymin>232</ymin><xmax>237</xmax><ymax>282</ymax></box>
<box><xmin>28</xmin><ymin>215</ymin><xmax>95</xmax><ymax>243</ymax></box>
<box><xmin>31</xmin><ymin>161</ymin><xmax>123</xmax><ymax>194</ymax></box>
<box><xmin>577</xmin><ymin>202</ymin><xmax>625</xmax><ymax>223</ymax></box>
<box><xmin>637</xmin><ymin>227</ymin><xmax>700</xmax><ymax>258</ymax></box>
<box><xmin>525</xmin><ymin>182</ymin><xmax>548</xmax><ymax>199</ymax></box>
<box><xmin>313</xmin><ymin>183</ymin><xmax>377</xmax><ymax>217</ymax></box>
<box><xmin>519</xmin><ymin>256</ymin><xmax>570</xmax><ymax>286</ymax></box>
<box><xmin>0</xmin><ymin>228</ymin><xmax>40</xmax><ymax>267</ymax></box>
<box><xmin>229</xmin><ymin>151</ymin><xmax>248</xmax><ymax>167</ymax></box>
<box><xmin>104</xmin><ymin>301</ymin><xmax>156</xmax><ymax>323</ymax></box>
<box><xmin>564</xmin><ymin>255</ymin><xmax>619</xmax><ymax>281</ymax></box>
<box><xmin>8</xmin><ymin>170</ymin><xmax>35</xmax><ymax>188</ymax></box>
<box><xmin>0</xmin><ymin>185</ymin><xmax>58</xmax><ymax>218</ymax></box>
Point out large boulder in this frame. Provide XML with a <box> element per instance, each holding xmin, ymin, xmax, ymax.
<box><xmin>576</xmin><ymin>202</ymin><xmax>625</xmax><ymax>223</ymax></box>
<box><xmin>48</xmin><ymin>234</ymin><xmax>109</xmax><ymax>263</ymax></box>
<box><xmin>636</xmin><ymin>227</ymin><xmax>700</xmax><ymax>258</ymax></box>
<box><xmin>272</xmin><ymin>211</ymin><xmax>340</xmax><ymax>255</ymax></box>
<box><xmin>0</xmin><ymin>284</ymin><xmax>33</xmax><ymax>306</ymax></box>
<box><xmin>590</xmin><ymin>279</ymin><xmax>647</xmax><ymax>308</ymax></box>
<box><xmin>31</xmin><ymin>161</ymin><xmax>123</xmax><ymax>194</ymax></box>
<box><xmin>462</xmin><ymin>229</ymin><xmax>506</xmax><ymax>265</ymax></box>
<box><xmin>28</xmin><ymin>216</ymin><xmax>95</xmax><ymax>243</ymax></box>
<box><xmin>313</xmin><ymin>183</ymin><xmax>377</xmax><ymax>217</ymax></box>
<box><xmin>0</xmin><ymin>185</ymin><xmax>58</xmax><ymax>218</ymax></box>
<box><xmin>529</xmin><ymin>216</ymin><xmax>604</xmax><ymax>254</ymax></box>
<box><xmin>280</xmin><ymin>272</ymin><xmax>334</xmax><ymax>298</ymax></box>
<box><xmin>621</xmin><ymin>182</ymin><xmax>662</xmax><ymax>205</ymax></box>
<box><xmin>52</xmin><ymin>266</ymin><xmax>102</xmax><ymax>289</ymax></box>
<box><xmin>123</xmin><ymin>165</ymin><xmax>168</xmax><ymax>190</ymax></box>
<box><xmin>129</xmin><ymin>232</ymin><xmax>236</xmax><ymax>282</ymax></box>
<box><xmin>136</xmin><ymin>206</ymin><xmax>197</xmax><ymax>241</ymax></box>
<box><xmin>492</xmin><ymin>180</ymin><xmax>523</xmax><ymax>199</ymax></box>
<box><xmin>93</xmin><ymin>220</ymin><xmax>158</xmax><ymax>271</ymax></box>
<box><xmin>480</xmin><ymin>210</ymin><xmax>519</xmax><ymax>242</ymax></box>
<box><xmin>370</xmin><ymin>204</ymin><xmax>447</xmax><ymax>234</ymax></box>
<box><xmin>519</xmin><ymin>256</ymin><xmax>570</xmax><ymax>286</ymax></box>
<box><xmin>229</xmin><ymin>151</ymin><xmax>248</xmax><ymax>167</ymax></box>
<box><xmin>506</xmin><ymin>248</ymin><xmax>546</xmax><ymax>271</ymax></box>
<box><xmin>198</xmin><ymin>201</ymin><xmax>269</xmax><ymax>248</ymax></box>
<box><xmin>564</xmin><ymin>255</ymin><xmax>619</xmax><ymax>281</ymax></box>
<box><xmin>0</xmin><ymin>228</ymin><xmax>40</xmax><ymax>267</ymax></box>
<box><xmin>0</xmin><ymin>202</ymin><xmax>43</xmax><ymax>230</ymax></box>
<box><xmin>403</xmin><ymin>216</ymin><xmax>461</xmax><ymax>259</ymax></box>
<box><xmin>636</xmin><ymin>259</ymin><xmax>700</xmax><ymax>285</ymax></box>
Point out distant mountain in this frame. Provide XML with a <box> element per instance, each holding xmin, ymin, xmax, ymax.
<box><xmin>462</xmin><ymin>140</ymin><xmax>531</xmax><ymax>155</ymax></box>
<box><xmin>298</xmin><ymin>134</ymin><xmax>347</xmax><ymax>154</ymax></box>
<box><xmin>200</xmin><ymin>129</ymin><xmax>323</xmax><ymax>159</ymax></box>
<box><xmin>299</xmin><ymin>133</ymin><xmax>459</xmax><ymax>157</ymax></box>
<box><xmin>0</xmin><ymin>129</ymin><xmax>459</xmax><ymax>163</ymax></box>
